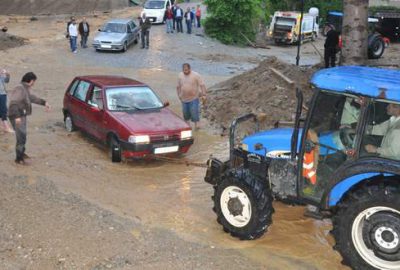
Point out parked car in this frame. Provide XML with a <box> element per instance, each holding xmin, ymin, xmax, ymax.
<box><xmin>63</xmin><ymin>76</ymin><xmax>194</xmax><ymax>162</ymax></box>
<box><xmin>92</xmin><ymin>19</ymin><xmax>140</xmax><ymax>52</ymax></box>
<box><xmin>141</xmin><ymin>0</ymin><xmax>172</xmax><ymax>24</ymax></box>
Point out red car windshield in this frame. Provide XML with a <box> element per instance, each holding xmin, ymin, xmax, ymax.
<box><xmin>106</xmin><ymin>86</ymin><xmax>163</xmax><ymax>111</ymax></box>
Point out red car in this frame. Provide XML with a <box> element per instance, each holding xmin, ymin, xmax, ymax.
<box><xmin>62</xmin><ymin>75</ymin><xmax>193</xmax><ymax>162</ymax></box>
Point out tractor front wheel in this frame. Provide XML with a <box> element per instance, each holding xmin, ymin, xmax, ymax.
<box><xmin>332</xmin><ymin>183</ymin><xmax>400</xmax><ymax>270</ymax></box>
<box><xmin>213</xmin><ymin>168</ymin><xmax>274</xmax><ymax>240</ymax></box>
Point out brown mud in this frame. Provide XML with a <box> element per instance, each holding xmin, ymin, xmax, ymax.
<box><xmin>3</xmin><ymin>4</ymin><xmax>400</xmax><ymax>269</ymax></box>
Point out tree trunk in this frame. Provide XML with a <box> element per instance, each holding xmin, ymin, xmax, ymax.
<box><xmin>341</xmin><ymin>0</ymin><xmax>369</xmax><ymax>65</ymax></box>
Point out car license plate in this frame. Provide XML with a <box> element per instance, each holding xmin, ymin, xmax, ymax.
<box><xmin>154</xmin><ymin>146</ymin><xmax>179</xmax><ymax>154</ymax></box>
<box><xmin>101</xmin><ymin>44</ymin><xmax>112</xmax><ymax>49</ymax></box>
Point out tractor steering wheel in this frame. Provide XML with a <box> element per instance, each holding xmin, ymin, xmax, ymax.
<box><xmin>339</xmin><ymin>127</ymin><xmax>356</xmax><ymax>149</ymax></box>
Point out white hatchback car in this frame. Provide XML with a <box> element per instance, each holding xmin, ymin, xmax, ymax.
<box><xmin>141</xmin><ymin>0</ymin><xmax>172</xmax><ymax>24</ymax></box>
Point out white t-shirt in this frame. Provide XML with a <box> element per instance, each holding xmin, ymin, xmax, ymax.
<box><xmin>69</xmin><ymin>23</ymin><xmax>78</xmax><ymax>37</ymax></box>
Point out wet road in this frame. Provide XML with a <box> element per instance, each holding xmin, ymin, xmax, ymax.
<box><xmin>0</xmin><ymin>7</ymin><xmax>347</xmax><ymax>269</ymax></box>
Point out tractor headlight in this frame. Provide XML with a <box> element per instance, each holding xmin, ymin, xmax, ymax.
<box><xmin>129</xmin><ymin>135</ymin><xmax>150</xmax><ymax>144</ymax></box>
<box><xmin>180</xmin><ymin>130</ymin><xmax>192</xmax><ymax>140</ymax></box>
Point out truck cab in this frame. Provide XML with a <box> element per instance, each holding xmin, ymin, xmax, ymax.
<box><xmin>205</xmin><ymin>66</ymin><xmax>400</xmax><ymax>270</ymax></box>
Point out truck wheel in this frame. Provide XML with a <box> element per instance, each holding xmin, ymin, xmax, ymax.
<box><xmin>109</xmin><ymin>136</ymin><xmax>122</xmax><ymax>163</ymax></box>
<box><xmin>332</xmin><ymin>184</ymin><xmax>400</xmax><ymax>270</ymax></box>
<box><xmin>64</xmin><ymin>113</ymin><xmax>76</xmax><ymax>132</ymax></box>
<box><xmin>368</xmin><ymin>36</ymin><xmax>385</xmax><ymax>59</ymax></box>
<box><xmin>213</xmin><ymin>168</ymin><xmax>274</xmax><ymax>240</ymax></box>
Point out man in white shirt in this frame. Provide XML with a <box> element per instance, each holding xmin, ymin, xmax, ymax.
<box><xmin>365</xmin><ymin>103</ymin><xmax>400</xmax><ymax>159</ymax></box>
<box><xmin>68</xmin><ymin>18</ymin><xmax>78</xmax><ymax>53</ymax></box>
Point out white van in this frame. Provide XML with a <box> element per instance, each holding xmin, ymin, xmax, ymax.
<box><xmin>141</xmin><ymin>0</ymin><xmax>172</xmax><ymax>24</ymax></box>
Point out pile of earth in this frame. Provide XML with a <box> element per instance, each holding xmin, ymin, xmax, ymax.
<box><xmin>203</xmin><ymin>57</ymin><xmax>318</xmax><ymax>133</ymax></box>
<box><xmin>0</xmin><ymin>32</ymin><xmax>26</xmax><ymax>50</ymax></box>
<box><xmin>0</xmin><ymin>0</ymin><xmax>130</xmax><ymax>15</ymax></box>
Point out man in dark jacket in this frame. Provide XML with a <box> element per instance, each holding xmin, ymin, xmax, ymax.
<box><xmin>174</xmin><ymin>5</ymin><xmax>184</xmax><ymax>33</ymax></box>
<box><xmin>8</xmin><ymin>72</ymin><xmax>50</xmax><ymax>165</ymax></box>
<box><xmin>139</xmin><ymin>13</ymin><xmax>152</xmax><ymax>49</ymax></box>
<box><xmin>324</xmin><ymin>24</ymin><xmax>340</xmax><ymax>68</ymax></box>
<box><xmin>78</xmin><ymin>17</ymin><xmax>90</xmax><ymax>48</ymax></box>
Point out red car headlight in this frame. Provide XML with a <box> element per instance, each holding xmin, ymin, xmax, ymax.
<box><xmin>180</xmin><ymin>130</ymin><xmax>192</xmax><ymax>140</ymax></box>
<box><xmin>129</xmin><ymin>135</ymin><xmax>150</xmax><ymax>144</ymax></box>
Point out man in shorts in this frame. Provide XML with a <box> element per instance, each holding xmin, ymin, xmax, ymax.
<box><xmin>176</xmin><ymin>63</ymin><xmax>207</xmax><ymax>130</ymax></box>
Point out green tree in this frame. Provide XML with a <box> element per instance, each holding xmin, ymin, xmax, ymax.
<box><xmin>204</xmin><ymin>0</ymin><xmax>262</xmax><ymax>45</ymax></box>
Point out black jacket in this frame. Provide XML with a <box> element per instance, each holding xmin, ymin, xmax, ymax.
<box><xmin>139</xmin><ymin>17</ymin><xmax>152</xmax><ymax>32</ymax></box>
<box><xmin>78</xmin><ymin>22</ymin><xmax>90</xmax><ymax>36</ymax></box>
<box><xmin>324</xmin><ymin>29</ymin><xmax>339</xmax><ymax>49</ymax></box>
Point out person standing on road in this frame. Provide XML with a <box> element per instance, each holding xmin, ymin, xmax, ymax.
<box><xmin>8</xmin><ymin>72</ymin><xmax>50</xmax><ymax>165</ymax></box>
<box><xmin>171</xmin><ymin>3</ymin><xmax>177</xmax><ymax>31</ymax></box>
<box><xmin>139</xmin><ymin>13</ymin><xmax>151</xmax><ymax>49</ymax></box>
<box><xmin>184</xmin><ymin>7</ymin><xmax>194</xmax><ymax>34</ymax></box>
<box><xmin>68</xmin><ymin>18</ymin><xmax>78</xmax><ymax>53</ymax></box>
<box><xmin>324</xmin><ymin>24</ymin><xmax>339</xmax><ymax>68</ymax></box>
<box><xmin>164</xmin><ymin>6</ymin><xmax>174</xmax><ymax>33</ymax></box>
<box><xmin>174</xmin><ymin>5</ymin><xmax>183</xmax><ymax>33</ymax></box>
<box><xmin>177</xmin><ymin>63</ymin><xmax>207</xmax><ymax>130</ymax></box>
<box><xmin>66</xmin><ymin>16</ymin><xmax>75</xmax><ymax>38</ymax></box>
<box><xmin>195</xmin><ymin>5</ymin><xmax>201</xmax><ymax>28</ymax></box>
<box><xmin>78</xmin><ymin>17</ymin><xmax>90</xmax><ymax>48</ymax></box>
<box><xmin>0</xmin><ymin>69</ymin><xmax>14</xmax><ymax>133</ymax></box>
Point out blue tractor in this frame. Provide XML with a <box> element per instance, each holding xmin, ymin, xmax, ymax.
<box><xmin>204</xmin><ymin>66</ymin><xmax>400</xmax><ymax>270</ymax></box>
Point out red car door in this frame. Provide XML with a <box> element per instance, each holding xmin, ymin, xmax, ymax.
<box><xmin>68</xmin><ymin>80</ymin><xmax>92</xmax><ymax>130</ymax></box>
<box><xmin>84</xmin><ymin>85</ymin><xmax>108</xmax><ymax>141</ymax></box>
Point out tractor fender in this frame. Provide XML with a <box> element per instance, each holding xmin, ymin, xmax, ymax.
<box><xmin>321</xmin><ymin>157</ymin><xmax>400</xmax><ymax>209</ymax></box>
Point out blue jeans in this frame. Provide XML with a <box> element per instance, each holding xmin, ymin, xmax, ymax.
<box><xmin>70</xmin><ymin>36</ymin><xmax>77</xmax><ymax>52</ymax></box>
<box><xmin>186</xmin><ymin>19</ymin><xmax>192</xmax><ymax>34</ymax></box>
<box><xmin>166</xmin><ymin>19</ymin><xmax>173</xmax><ymax>33</ymax></box>
<box><xmin>182</xmin><ymin>99</ymin><xmax>200</xmax><ymax>122</ymax></box>
<box><xmin>0</xmin><ymin>94</ymin><xmax>7</xmax><ymax>121</ymax></box>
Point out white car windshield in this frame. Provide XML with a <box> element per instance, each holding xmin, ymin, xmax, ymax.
<box><xmin>144</xmin><ymin>0</ymin><xmax>165</xmax><ymax>9</ymax></box>
<box><xmin>106</xmin><ymin>87</ymin><xmax>163</xmax><ymax>111</ymax></box>
<box><xmin>103</xmin><ymin>23</ymin><xmax>126</xmax><ymax>33</ymax></box>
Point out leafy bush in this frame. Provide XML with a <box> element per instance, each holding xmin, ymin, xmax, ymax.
<box><xmin>204</xmin><ymin>0</ymin><xmax>262</xmax><ymax>45</ymax></box>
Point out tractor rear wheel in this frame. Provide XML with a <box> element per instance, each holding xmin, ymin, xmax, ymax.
<box><xmin>332</xmin><ymin>183</ymin><xmax>400</xmax><ymax>270</ymax></box>
<box><xmin>213</xmin><ymin>168</ymin><xmax>274</xmax><ymax>240</ymax></box>
<box><xmin>368</xmin><ymin>35</ymin><xmax>385</xmax><ymax>59</ymax></box>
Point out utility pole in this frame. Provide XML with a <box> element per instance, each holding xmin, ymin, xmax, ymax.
<box><xmin>296</xmin><ymin>0</ymin><xmax>304</xmax><ymax>66</ymax></box>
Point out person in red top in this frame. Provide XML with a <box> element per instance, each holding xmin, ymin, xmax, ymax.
<box><xmin>164</xmin><ymin>6</ymin><xmax>174</xmax><ymax>33</ymax></box>
<box><xmin>195</xmin><ymin>5</ymin><xmax>201</xmax><ymax>28</ymax></box>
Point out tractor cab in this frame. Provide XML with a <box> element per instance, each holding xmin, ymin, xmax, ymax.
<box><xmin>204</xmin><ymin>66</ymin><xmax>400</xmax><ymax>270</ymax></box>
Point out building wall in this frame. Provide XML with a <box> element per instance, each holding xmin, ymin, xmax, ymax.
<box><xmin>370</xmin><ymin>0</ymin><xmax>400</xmax><ymax>7</ymax></box>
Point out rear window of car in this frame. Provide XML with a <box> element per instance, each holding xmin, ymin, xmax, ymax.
<box><xmin>106</xmin><ymin>86</ymin><xmax>163</xmax><ymax>111</ymax></box>
<box><xmin>69</xmin><ymin>80</ymin><xmax>80</xmax><ymax>95</ymax></box>
<box><xmin>73</xmin><ymin>81</ymin><xmax>91</xmax><ymax>102</ymax></box>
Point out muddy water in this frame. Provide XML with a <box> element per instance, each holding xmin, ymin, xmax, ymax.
<box><xmin>11</xmin><ymin>125</ymin><xmax>345</xmax><ymax>270</ymax></box>
<box><xmin>0</xmin><ymin>9</ymin><xmax>348</xmax><ymax>269</ymax></box>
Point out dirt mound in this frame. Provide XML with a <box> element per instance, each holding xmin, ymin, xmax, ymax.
<box><xmin>0</xmin><ymin>32</ymin><xmax>26</xmax><ymax>50</ymax></box>
<box><xmin>0</xmin><ymin>0</ymin><xmax>130</xmax><ymax>15</ymax></box>
<box><xmin>203</xmin><ymin>57</ymin><xmax>317</xmax><ymax>132</ymax></box>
